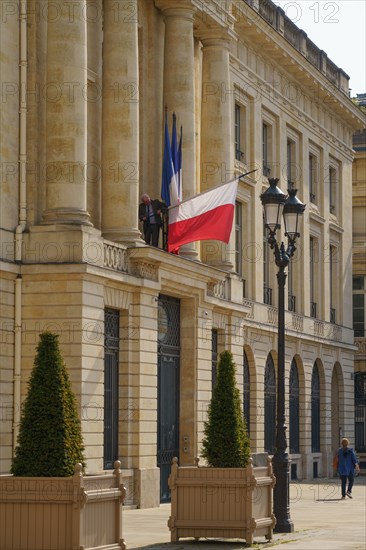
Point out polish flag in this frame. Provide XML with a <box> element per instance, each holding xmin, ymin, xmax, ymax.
<box><xmin>168</xmin><ymin>179</ymin><xmax>238</xmax><ymax>253</ymax></box>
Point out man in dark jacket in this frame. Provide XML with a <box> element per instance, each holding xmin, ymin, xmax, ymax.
<box><xmin>138</xmin><ymin>193</ymin><xmax>163</xmax><ymax>247</ymax></box>
<box><xmin>336</xmin><ymin>438</ymin><xmax>360</xmax><ymax>499</ymax></box>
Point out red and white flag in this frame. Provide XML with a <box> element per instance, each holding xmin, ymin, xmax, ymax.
<box><xmin>168</xmin><ymin>178</ymin><xmax>238</xmax><ymax>253</ymax></box>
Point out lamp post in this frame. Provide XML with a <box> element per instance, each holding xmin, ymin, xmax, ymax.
<box><xmin>260</xmin><ymin>178</ymin><xmax>306</xmax><ymax>533</ymax></box>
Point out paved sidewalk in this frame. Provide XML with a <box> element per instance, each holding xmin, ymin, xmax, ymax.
<box><xmin>123</xmin><ymin>477</ymin><xmax>366</xmax><ymax>550</ymax></box>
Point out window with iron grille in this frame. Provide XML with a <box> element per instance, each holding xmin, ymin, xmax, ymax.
<box><xmin>311</xmin><ymin>363</ymin><xmax>321</xmax><ymax>453</ymax></box>
<box><xmin>104</xmin><ymin>308</ymin><xmax>120</xmax><ymax>470</ymax></box>
<box><xmin>353</xmin><ymin>276</ymin><xmax>365</xmax><ymax>337</ymax></box>
<box><xmin>355</xmin><ymin>372</ymin><xmax>366</xmax><ymax>453</ymax></box>
<box><xmin>289</xmin><ymin>359</ymin><xmax>300</xmax><ymax>453</ymax></box>
<box><xmin>264</xmin><ymin>354</ymin><xmax>276</xmax><ymax>454</ymax></box>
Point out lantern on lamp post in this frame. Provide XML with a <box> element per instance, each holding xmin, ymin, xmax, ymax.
<box><xmin>260</xmin><ymin>178</ymin><xmax>305</xmax><ymax>533</ymax></box>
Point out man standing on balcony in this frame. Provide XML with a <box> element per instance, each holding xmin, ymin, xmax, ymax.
<box><xmin>138</xmin><ymin>193</ymin><xmax>163</xmax><ymax>247</ymax></box>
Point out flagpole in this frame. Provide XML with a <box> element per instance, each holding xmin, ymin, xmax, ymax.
<box><xmin>168</xmin><ymin>169</ymin><xmax>258</xmax><ymax>211</ymax></box>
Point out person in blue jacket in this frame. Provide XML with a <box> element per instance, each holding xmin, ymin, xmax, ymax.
<box><xmin>337</xmin><ymin>438</ymin><xmax>360</xmax><ymax>499</ymax></box>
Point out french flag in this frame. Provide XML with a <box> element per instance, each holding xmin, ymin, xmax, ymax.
<box><xmin>161</xmin><ymin>112</ymin><xmax>180</xmax><ymax>207</ymax></box>
<box><xmin>171</xmin><ymin>114</ymin><xmax>182</xmax><ymax>202</ymax></box>
<box><xmin>168</xmin><ymin>179</ymin><xmax>238</xmax><ymax>253</ymax></box>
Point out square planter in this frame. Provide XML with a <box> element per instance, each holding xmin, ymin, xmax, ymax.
<box><xmin>0</xmin><ymin>462</ymin><xmax>126</xmax><ymax>550</ymax></box>
<box><xmin>168</xmin><ymin>457</ymin><xmax>276</xmax><ymax>545</ymax></box>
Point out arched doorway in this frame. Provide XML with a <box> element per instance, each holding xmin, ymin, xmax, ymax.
<box><xmin>157</xmin><ymin>295</ymin><xmax>180</xmax><ymax>502</ymax></box>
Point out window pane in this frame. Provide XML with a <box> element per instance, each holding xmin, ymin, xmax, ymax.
<box><xmin>353</xmin><ymin>309</ymin><xmax>364</xmax><ymax>323</ymax></box>
<box><xmin>353</xmin><ymin>276</ymin><xmax>365</xmax><ymax>290</ymax></box>
<box><xmin>353</xmin><ymin>294</ymin><xmax>365</xmax><ymax>308</ymax></box>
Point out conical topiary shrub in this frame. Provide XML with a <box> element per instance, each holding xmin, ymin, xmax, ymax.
<box><xmin>11</xmin><ymin>332</ymin><xmax>85</xmax><ymax>477</ymax></box>
<box><xmin>201</xmin><ymin>350</ymin><xmax>250</xmax><ymax>467</ymax></box>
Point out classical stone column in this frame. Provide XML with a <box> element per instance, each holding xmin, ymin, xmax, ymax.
<box><xmin>200</xmin><ymin>32</ymin><xmax>234</xmax><ymax>269</ymax></box>
<box><xmin>156</xmin><ymin>0</ymin><xmax>198</xmax><ymax>259</ymax></box>
<box><xmin>102</xmin><ymin>0</ymin><xmax>141</xmax><ymax>244</ymax></box>
<box><xmin>42</xmin><ymin>0</ymin><xmax>90</xmax><ymax>225</ymax></box>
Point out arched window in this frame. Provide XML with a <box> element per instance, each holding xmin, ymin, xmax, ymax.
<box><xmin>264</xmin><ymin>354</ymin><xmax>276</xmax><ymax>454</ymax></box>
<box><xmin>289</xmin><ymin>359</ymin><xmax>300</xmax><ymax>453</ymax></box>
<box><xmin>243</xmin><ymin>351</ymin><xmax>250</xmax><ymax>435</ymax></box>
<box><xmin>311</xmin><ymin>363</ymin><xmax>321</xmax><ymax>452</ymax></box>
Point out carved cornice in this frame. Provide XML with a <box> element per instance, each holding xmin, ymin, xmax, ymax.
<box><xmin>229</xmin><ymin>0</ymin><xmax>365</xmax><ymax>129</ymax></box>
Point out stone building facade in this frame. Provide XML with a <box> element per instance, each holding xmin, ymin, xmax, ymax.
<box><xmin>352</xmin><ymin>101</ymin><xmax>366</xmax><ymax>471</ymax></box>
<box><xmin>1</xmin><ymin>0</ymin><xmax>365</xmax><ymax>507</ymax></box>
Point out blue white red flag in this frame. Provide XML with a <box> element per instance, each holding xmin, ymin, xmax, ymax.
<box><xmin>161</xmin><ymin>112</ymin><xmax>179</xmax><ymax>207</ymax></box>
<box><xmin>171</xmin><ymin>114</ymin><xmax>182</xmax><ymax>202</ymax></box>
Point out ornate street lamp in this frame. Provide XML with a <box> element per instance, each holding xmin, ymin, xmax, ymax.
<box><xmin>260</xmin><ymin>178</ymin><xmax>305</xmax><ymax>533</ymax></box>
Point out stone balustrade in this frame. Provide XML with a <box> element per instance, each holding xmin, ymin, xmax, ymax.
<box><xmin>103</xmin><ymin>240</ymin><xmax>128</xmax><ymax>273</ymax></box>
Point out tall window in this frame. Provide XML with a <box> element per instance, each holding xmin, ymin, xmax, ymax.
<box><xmin>262</xmin><ymin>123</ymin><xmax>270</xmax><ymax>176</ymax></box>
<box><xmin>309</xmin><ymin>154</ymin><xmax>317</xmax><ymax>203</ymax></box>
<box><xmin>235</xmin><ymin>104</ymin><xmax>244</xmax><ymax>162</ymax></box>
<box><xmin>287</xmin><ymin>139</ymin><xmax>295</xmax><ymax>186</ymax></box>
<box><xmin>355</xmin><ymin>372</ymin><xmax>366</xmax><ymax>453</ymax></box>
<box><xmin>235</xmin><ymin>201</ymin><xmax>243</xmax><ymax>277</ymax></box>
<box><xmin>264</xmin><ymin>354</ymin><xmax>276</xmax><ymax>454</ymax></box>
<box><xmin>329</xmin><ymin>166</ymin><xmax>337</xmax><ymax>215</ymax></box>
<box><xmin>330</xmin><ymin>245</ymin><xmax>336</xmax><ymax>323</ymax></box>
<box><xmin>263</xmin><ymin>221</ymin><xmax>272</xmax><ymax>305</ymax></box>
<box><xmin>288</xmin><ymin>260</ymin><xmax>295</xmax><ymax>312</ymax></box>
<box><xmin>311</xmin><ymin>363</ymin><xmax>321</xmax><ymax>453</ymax></box>
<box><xmin>104</xmin><ymin>308</ymin><xmax>120</xmax><ymax>470</ymax></box>
<box><xmin>289</xmin><ymin>359</ymin><xmax>300</xmax><ymax>453</ymax></box>
<box><xmin>243</xmin><ymin>351</ymin><xmax>250</xmax><ymax>435</ymax></box>
<box><xmin>353</xmin><ymin>276</ymin><xmax>365</xmax><ymax>337</ymax></box>
<box><xmin>212</xmin><ymin>329</ymin><xmax>218</xmax><ymax>391</ymax></box>
<box><xmin>310</xmin><ymin>237</ymin><xmax>317</xmax><ymax>318</ymax></box>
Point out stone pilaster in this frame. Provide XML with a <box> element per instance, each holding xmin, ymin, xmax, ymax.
<box><xmin>42</xmin><ymin>0</ymin><xmax>90</xmax><ymax>225</ymax></box>
<box><xmin>102</xmin><ymin>0</ymin><xmax>142</xmax><ymax>244</ymax></box>
<box><xmin>200</xmin><ymin>31</ymin><xmax>234</xmax><ymax>270</ymax></box>
<box><xmin>157</xmin><ymin>0</ymin><xmax>198</xmax><ymax>259</ymax></box>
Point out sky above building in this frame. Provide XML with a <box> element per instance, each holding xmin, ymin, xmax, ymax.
<box><xmin>275</xmin><ymin>0</ymin><xmax>366</xmax><ymax>96</ymax></box>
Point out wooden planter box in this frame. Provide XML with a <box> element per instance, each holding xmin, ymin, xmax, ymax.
<box><xmin>168</xmin><ymin>457</ymin><xmax>276</xmax><ymax>546</ymax></box>
<box><xmin>0</xmin><ymin>461</ymin><xmax>126</xmax><ymax>550</ymax></box>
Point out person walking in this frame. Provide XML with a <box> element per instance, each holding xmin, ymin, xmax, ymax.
<box><xmin>336</xmin><ymin>438</ymin><xmax>360</xmax><ymax>499</ymax></box>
